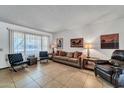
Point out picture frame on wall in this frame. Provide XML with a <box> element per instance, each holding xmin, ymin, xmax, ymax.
<box><xmin>56</xmin><ymin>38</ymin><xmax>63</xmax><ymax>49</ymax></box>
<box><xmin>100</xmin><ymin>33</ymin><xmax>119</xmax><ymax>49</ymax></box>
<box><xmin>70</xmin><ymin>38</ymin><xmax>83</xmax><ymax>47</ymax></box>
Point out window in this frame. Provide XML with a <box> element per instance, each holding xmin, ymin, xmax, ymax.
<box><xmin>10</xmin><ymin>31</ymin><xmax>49</xmax><ymax>58</ymax></box>
<box><xmin>13</xmin><ymin>32</ymin><xmax>25</xmax><ymax>55</ymax></box>
<box><xmin>26</xmin><ymin>34</ymin><xmax>42</xmax><ymax>57</ymax></box>
<box><xmin>42</xmin><ymin>36</ymin><xmax>49</xmax><ymax>51</ymax></box>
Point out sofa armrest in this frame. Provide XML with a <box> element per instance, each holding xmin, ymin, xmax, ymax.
<box><xmin>111</xmin><ymin>66</ymin><xmax>123</xmax><ymax>87</ymax></box>
<box><xmin>111</xmin><ymin>66</ymin><xmax>122</xmax><ymax>74</ymax></box>
<box><xmin>96</xmin><ymin>60</ymin><xmax>109</xmax><ymax>64</ymax></box>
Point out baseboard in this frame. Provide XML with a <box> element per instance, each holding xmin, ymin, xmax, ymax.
<box><xmin>0</xmin><ymin>67</ymin><xmax>9</xmax><ymax>70</ymax></box>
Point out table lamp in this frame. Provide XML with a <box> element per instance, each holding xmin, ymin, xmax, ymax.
<box><xmin>84</xmin><ymin>43</ymin><xmax>92</xmax><ymax>58</ymax></box>
<box><xmin>51</xmin><ymin>43</ymin><xmax>56</xmax><ymax>54</ymax></box>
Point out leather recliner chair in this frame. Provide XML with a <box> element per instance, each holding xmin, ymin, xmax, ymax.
<box><xmin>94</xmin><ymin>50</ymin><xmax>124</xmax><ymax>87</ymax></box>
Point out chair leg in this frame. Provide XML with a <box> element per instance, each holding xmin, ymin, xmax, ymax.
<box><xmin>11</xmin><ymin>66</ymin><xmax>17</xmax><ymax>72</ymax></box>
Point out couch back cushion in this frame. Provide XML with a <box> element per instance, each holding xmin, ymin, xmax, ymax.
<box><xmin>59</xmin><ymin>51</ymin><xmax>67</xmax><ymax>56</ymax></box>
<box><xmin>67</xmin><ymin>52</ymin><xmax>74</xmax><ymax>58</ymax></box>
<box><xmin>74</xmin><ymin>51</ymin><xmax>82</xmax><ymax>58</ymax></box>
<box><xmin>111</xmin><ymin>50</ymin><xmax>124</xmax><ymax>61</ymax></box>
<box><xmin>55</xmin><ymin>50</ymin><xmax>60</xmax><ymax>56</ymax></box>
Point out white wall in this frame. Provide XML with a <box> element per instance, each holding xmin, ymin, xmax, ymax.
<box><xmin>0</xmin><ymin>21</ymin><xmax>52</xmax><ymax>69</ymax></box>
<box><xmin>53</xmin><ymin>18</ymin><xmax>124</xmax><ymax>60</ymax></box>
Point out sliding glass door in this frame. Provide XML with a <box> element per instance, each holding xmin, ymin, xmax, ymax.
<box><xmin>12</xmin><ymin>31</ymin><xmax>49</xmax><ymax>58</ymax></box>
<box><xmin>42</xmin><ymin>36</ymin><xmax>49</xmax><ymax>51</ymax></box>
<box><xmin>13</xmin><ymin>32</ymin><xmax>25</xmax><ymax>55</ymax></box>
<box><xmin>26</xmin><ymin>34</ymin><xmax>41</xmax><ymax>57</ymax></box>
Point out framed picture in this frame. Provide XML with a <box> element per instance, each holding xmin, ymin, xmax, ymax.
<box><xmin>101</xmin><ymin>33</ymin><xmax>119</xmax><ymax>49</ymax></box>
<box><xmin>70</xmin><ymin>38</ymin><xmax>83</xmax><ymax>47</ymax></box>
<box><xmin>56</xmin><ymin>38</ymin><xmax>63</xmax><ymax>49</ymax></box>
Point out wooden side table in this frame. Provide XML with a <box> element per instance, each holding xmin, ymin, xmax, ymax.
<box><xmin>27</xmin><ymin>57</ymin><xmax>37</xmax><ymax>65</ymax></box>
<box><xmin>48</xmin><ymin>53</ymin><xmax>54</xmax><ymax>60</ymax></box>
<box><xmin>83</xmin><ymin>57</ymin><xmax>99</xmax><ymax>71</ymax></box>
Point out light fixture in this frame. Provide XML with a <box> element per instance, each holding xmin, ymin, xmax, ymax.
<box><xmin>50</xmin><ymin>43</ymin><xmax>57</xmax><ymax>54</ymax></box>
<box><xmin>84</xmin><ymin>43</ymin><xmax>92</xmax><ymax>58</ymax></box>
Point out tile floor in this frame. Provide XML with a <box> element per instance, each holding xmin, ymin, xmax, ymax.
<box><xmin>0</xmin><ymin>60</ymin><xmax>114</xmax><ymax>88</ymax></box>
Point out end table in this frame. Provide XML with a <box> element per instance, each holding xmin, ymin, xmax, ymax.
<box><xmin>83</xmin><ymin>57</ymin><xmax>99</xmax><ymax>71</ymax></box>
<box><xmin>27</xmin><ymin>57</ymin><xmax>37</xmax><ymax>65</ymax></box>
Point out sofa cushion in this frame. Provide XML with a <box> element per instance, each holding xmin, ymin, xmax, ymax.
<box><xmin>59</xmin><ymin>51</ymin><xmax>67</xmax><ymax>56</ymax></box>
<box><xmin>96</xmin><ymin>64</ymin><xmax>113</xmax><ymax>75</ymax></box>
<box><xmin>74</xmin><ymin>51</ymin><xmax>82</xmax><ymax>58</ymax></box>
<box><xmin>54</xmin><ymin>56</ymin><xmax>68</xmax><ymax>61</ymax></box>
<box><xmin>66</xmin><ymin>52</ymin><xmax>74</xmax><ymax>58</ymax></box>
<box><xmin>68</xmin><ymin>58</ymin><xmax>79</xmax><ymax>63</ymax></box>
<box><xmin>55</xmin><ymin>50</ymin><xmax>60</xmax><ymax>56</ymax></box>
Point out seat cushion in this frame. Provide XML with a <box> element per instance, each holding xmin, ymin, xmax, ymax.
<box><xmin>12</xmin><ymin>61</ymin><xmax>29</xmax><ymax>66</ymax></box>
<box><xmin>68</xmin><ymin>58</ymin><xmax>79</xmax><ymax>63</ymax></box>
<box><xmin>53</xmin><ymin>56</ymin><xmax>68</xmax><ymax>61</ymax></box>
<box><xmin>40</xmin><ymin>57</ymin><xmax>49</xmax><ymax>60</ymax></box>
<box><xmin>96</xmin><ymin>64</ymin><xmax>113</xmax><ymax>75</ymax></box>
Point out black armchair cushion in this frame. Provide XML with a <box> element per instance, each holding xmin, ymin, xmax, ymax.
<box><xmin>8</xmin><ymin>53</ymin><xmax>29</xmax><ymax>66</ymax></box>
<box><xmin>39</xmin><ymin>51</ymin><xmax>49</xmax><ymax>60</ymax></box>
<box><xmin>12</xmin><ymin>61</ymin><xmax>29</xmax><ymax>66</ymax></box>
<box><xmin>8</xmin><ymin>53</ymin><xmax>23</xmax><ymax>64</ymax></box>
<box><xmin>40</xmin><ymin>57</ymin><xmax>49</xmax><ymax>60</ymax></box>
<box><xmin>96</xmin><ymin>64</ymin><xmax>113</xmax><ymax>75</ymax></box>
<box><xmin>111</xmin><ymin>50</ymin><xmax>124</xmax><ymax>61</ymax></box>
<box><xmin>109</xmin><ymin>59</ymin><xmax>124</xmax><ymax>67</ymax></box>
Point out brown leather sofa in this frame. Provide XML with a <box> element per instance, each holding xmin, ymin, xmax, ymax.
<box><xmin>52</xmin><ymin>51</ymin><xmax>85</xmax><ymax>68</ymax></box>
<box><xmin>94</xmin><ymin>50</ymin><xmax>124</xmax><ymax>87</ymax></box>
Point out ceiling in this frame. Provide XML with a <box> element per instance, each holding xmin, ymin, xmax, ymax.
<box><xmin>0</xmin><ymin>5</ymin><xmax>124</xmax><ymax>33</ymax></box>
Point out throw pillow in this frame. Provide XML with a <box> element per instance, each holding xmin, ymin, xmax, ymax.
<box><xmin>74</xmin><ymin>51</ymin><xmax>82</xmax><ymax>58</ymax></box>
<box><xmin>60</xmin><ymin>51</ymin><xmax>67</xmax><ymax>56</ymax></box>
<box><xmin>67</xmin><ymin>52</ymin><xmax>74</xmax><ymax>58</ymax></box>
<box><xmin>56</xmin><ymin>50</ymin><xmax>60</xmax><ymax>56</ymax></box>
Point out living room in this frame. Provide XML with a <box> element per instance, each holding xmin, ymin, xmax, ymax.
<box><xmin>0</xmin><ymin>2</ymin><xmax>124</xmax><ymax>91</ymax></box>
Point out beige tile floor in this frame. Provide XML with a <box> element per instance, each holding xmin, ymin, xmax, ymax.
<box><xmin>0</xmin><ymin>60</ymin><xmax>114</xmax><ymax>88</ymax></box>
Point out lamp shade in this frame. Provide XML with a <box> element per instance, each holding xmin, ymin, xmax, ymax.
<box><xmin>50</xmin><ymin>43</ymin><xmax>57</xmax><ymax>48</ymax></box>
<box><xmin>84</xmin><ymin>43</ymin><xmax>92</xmax><ymax>49</ymax></box>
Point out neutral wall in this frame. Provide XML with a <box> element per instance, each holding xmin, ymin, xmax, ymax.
<box><xmin>0</xmin><ymin>21</ymin><xmax>52</xmax><ymax>69</ymax></box>
<box><xmin>53</xmin><ymin>18</ymin><xmax>124</xmax><ymax>60</ymax></box>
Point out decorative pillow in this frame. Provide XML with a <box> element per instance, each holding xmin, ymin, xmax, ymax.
<box><xmin>78</xmin><ymin>52</ymin><xmax>82</xmax><ymax>57</ymax></box>
<box><xmin>67</xmin><ymin>52</ymin><xmax>74</xmax><ymax>58</ymax></box>
<box><xmin>60</xmin><ymin>51</ymin><xmax>67</xmax><ymax>56</ymax></box>
<box><xmin>74</xmin><ymin>51</ymin><xmax>82</xmax><ymax>58</ymax></box>
<box><xmin>55</xmin><ymin>50</ymin><xmax>60</xmax><ymax>56</ymax></box>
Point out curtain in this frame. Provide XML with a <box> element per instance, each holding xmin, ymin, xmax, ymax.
<box><xmin>25</xmin><ymin>34</ymin><xmax>41</xmax><ymax>57</ymax></box>
<box><xmin>8</xmin><ymin>28</ymin><xmax>49</xmax><ymax>58</ymax></box>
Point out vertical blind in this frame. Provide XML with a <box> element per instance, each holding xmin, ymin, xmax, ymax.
<box><xmin>9</xmin><ymin>29</ymin><xmax>49</xmax><ymax>58</ymax></box>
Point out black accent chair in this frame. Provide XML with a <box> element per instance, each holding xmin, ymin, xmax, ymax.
<box><xmin>94</xmin><ymin>50</ymin><xmax>124</xmax><ymax>87</ymax></box>
<box><xmin>39</xmin><ymin>51</ymin><xmax>49</xmax><ymax>63</ymax></box>
<box><xmin>8</xmin><ymin>53</ymin><xmax>29</xmax><ymax>72</ymax></box>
